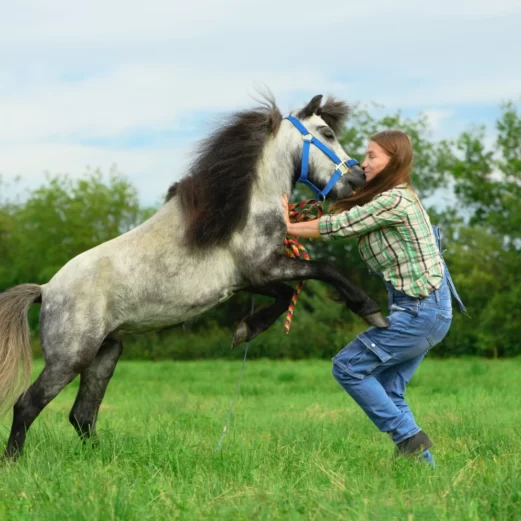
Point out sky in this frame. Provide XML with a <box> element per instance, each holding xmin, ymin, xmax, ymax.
<box><xmin>1</xmin><ymin>0</ymin><xmax>520</xmax><ymax>205</ymax></box>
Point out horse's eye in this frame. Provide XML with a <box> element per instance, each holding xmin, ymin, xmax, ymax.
<box><xmin>321</xmin><ymin>128</ymin><xmax>335</xmax><ymax>140</ymax></box>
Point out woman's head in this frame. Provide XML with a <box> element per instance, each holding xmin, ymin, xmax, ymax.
<box><xmin>363</xmin><ymin>130</ymin><xmax>413</xmax><ymax>182</ymax></box>
<box><xmin>330</xmin><ymin>130</ymin><xmax>413</xmax><ymax>213</ymax></box>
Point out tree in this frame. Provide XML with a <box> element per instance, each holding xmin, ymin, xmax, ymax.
<box><xmin>1</xmin><ymin>99</ymin><xmax>520</xmax><ymax>359</ymax></box>
<box><xmin>0</xmin><ymin>168</ymin><xmax>155</xmax><ymax>288</ymax></box>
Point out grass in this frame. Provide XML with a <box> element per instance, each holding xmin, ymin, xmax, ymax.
<box><xmin>1</xmin><ymin>357</ymin><xmax>520</xmax><ymax>520</ymax></box>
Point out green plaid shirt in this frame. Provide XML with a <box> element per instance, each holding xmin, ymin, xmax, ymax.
<box><xmin>319</xmin><ymin>184</ymin><xmax>444</xmax><ymax>297</ymax></box>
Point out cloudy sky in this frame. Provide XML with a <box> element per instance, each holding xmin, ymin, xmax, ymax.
<box><xmin>1</xmin><ymin>0</ymin><xmax>520</xmax><ymax>205</ymax></box>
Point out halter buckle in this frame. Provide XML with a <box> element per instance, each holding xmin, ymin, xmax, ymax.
<box><xmin>336</xmin><ymin>161</ymin><xmax>350</xmax><ymax>176</ymax></box>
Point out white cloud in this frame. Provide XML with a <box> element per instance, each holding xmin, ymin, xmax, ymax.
<box><xmin>2</xmin><ymin>0</ymin><xmax>519</xmax><ymax>46</ymax></box>
<box><xmin>0</xmin><ymin>0</ymin><xmax>520</xmax><ymax>204</ymax></box>
<box><xmin>422</xmin><ymin>109</ymin><xmax>455</xmax><ymax>132</ymax></box>
<box><xmin>376</xmin><ymin>77</ymin><xmax>521</xmax><ymax>109</ymax></box>
<box><xmin>0</xmin><ymin>65</ymin><xmax>353</xmax><ymax>143</ymax></box>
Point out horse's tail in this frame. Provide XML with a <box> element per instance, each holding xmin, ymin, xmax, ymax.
<box><xmin>0</xmin><ymin>284</ymin><xmax>41</xmax><ymax>416</ymax></box>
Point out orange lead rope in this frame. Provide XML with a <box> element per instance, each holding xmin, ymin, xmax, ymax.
<box><xmin>283</xmin><ymin>199</ymin><xmax>324</xmax><ymax>333</ymax></box>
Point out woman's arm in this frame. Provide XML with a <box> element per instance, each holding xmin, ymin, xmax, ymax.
<box><xmin>287</xmin><ymin>220</ymin><xmax>321</xmax><ymax>238</ymax></box>
<box><xmin>282</xmin><ymin>191</ymin><xmax>407</xmax><ymax>240</ymax></box>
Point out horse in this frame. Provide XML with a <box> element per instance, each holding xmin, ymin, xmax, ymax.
<box><xmin>0</xmin><ymin>93</ymin><xmax>389</xmax><ymax>459</ymax></box>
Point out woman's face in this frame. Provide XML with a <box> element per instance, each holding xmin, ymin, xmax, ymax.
<box><xmin>361</xmin><ymin>140</ymin><xmax>391</xmax><ymax>182</ymax></box>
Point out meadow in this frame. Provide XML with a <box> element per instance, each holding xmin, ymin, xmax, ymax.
<box><xmin>0</xmin><ymin>358</ymin><xmax>520</xmax><ymax>521</ymax></box>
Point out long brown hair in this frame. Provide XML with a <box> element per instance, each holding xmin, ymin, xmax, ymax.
<box><xmin>330</xmin><ymin>129</ymin><xmax>414</xmax><ymax>213</ymax></box>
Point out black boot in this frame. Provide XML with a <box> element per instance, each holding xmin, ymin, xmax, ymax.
<box><xmin>396</xmin><ymin>430</ymin><xmax>433</xmax><ymax>455</ymax></box>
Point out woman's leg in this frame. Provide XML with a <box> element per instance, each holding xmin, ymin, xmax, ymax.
<box><xmin>331</xmin><ymin>334</ymin><xmax>426</xmax><ymax>444</ymax></box>
<box><xmin>376</xmin><ymin>353</ymin><xmax>426</xmax><ymax>437</ymax></box>
<box><xmin>331</xmin><ymin>284</ymin><xmax>452</xmax><ymax>443</ymax></box>
<box><xmin>376</xmin><ymin>353</ymin><xmax>434</xmax><ymax>458</ymax></box>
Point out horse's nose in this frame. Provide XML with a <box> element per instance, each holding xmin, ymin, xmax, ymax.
<box><xmin>347</xmin><ymin>164</ymin><xmax>366</xmax><ymax>189</ymax></box>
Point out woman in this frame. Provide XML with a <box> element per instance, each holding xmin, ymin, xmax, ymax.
<box><xmin>282</xmin><ymin>130</ymin><xmax>461</xmax><ymax>466</ymax></box>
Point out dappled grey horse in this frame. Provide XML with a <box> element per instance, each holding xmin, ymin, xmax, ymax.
<box><xmin>0</xmin><ymin>94</ymin><xmax>389</xmax><ymax>458</ymax></box>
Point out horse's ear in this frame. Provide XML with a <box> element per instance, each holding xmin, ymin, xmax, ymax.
<box><xmin>319</xmin><ymin>97</ymin><xmax>351</xmax><ymax>135</ymax></box>
<box><xmin>298</xmin><ymin>94</ymin><xmax>323</xmax><ymax>119</ymax></box>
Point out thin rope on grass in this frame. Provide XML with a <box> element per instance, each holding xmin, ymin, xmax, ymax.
<box><xmin>214</xmin><ymin>200</ymin><xmax>322</xmax><ymax>451</ymax></box>
<box><xmin>215</xmin><ymin>295</ymin><xmax>255</xmax><ymax>452</ymax></box>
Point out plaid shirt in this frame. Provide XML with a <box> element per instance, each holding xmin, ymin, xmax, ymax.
<box><xmin>319</xmin><ymin>184</ymin><xmax>444</xmax><ymax>297</ymax></box>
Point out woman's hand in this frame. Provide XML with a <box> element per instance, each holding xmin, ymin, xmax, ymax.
<box><xmin>280</xmin><ymin>194</ymin><xmax>321</xmax><ymax>239</ymax></box>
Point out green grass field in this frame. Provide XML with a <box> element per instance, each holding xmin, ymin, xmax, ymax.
<box><xmin>1</xmin><ymin>358</ymin><xmax>520</xmax><ymax>520</ymax></box>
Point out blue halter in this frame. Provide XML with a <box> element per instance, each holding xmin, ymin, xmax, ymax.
<box><xmin>285</xmin><ymin>115</ymin><xmax>360</xmax><ymax>200</ymax></box>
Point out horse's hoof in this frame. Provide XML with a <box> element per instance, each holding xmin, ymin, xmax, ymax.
<box><xmin>231</xmin><ymin>322</ymin><xmax>249</xmax><ymax>349</ymax></box>
<box><xmin>0</xmin><ymin>452</ymin><xmax>20</xmax><ymax>465</ymax></box>
<box><xmin>362</xmin><ymin>312</ymin><xmax>390</xmax><ymax>328</ymax></box>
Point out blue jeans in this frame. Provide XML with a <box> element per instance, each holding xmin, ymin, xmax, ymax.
<box><xmin>332</xmin><ymin>274</ymin><xmax>453</xmax><ymax>443</ymax></box>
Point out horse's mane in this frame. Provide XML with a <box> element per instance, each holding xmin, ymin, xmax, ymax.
<box><xmin>166</xmin><ymin>94</ymin><xmax>350</xmax><ymax>249</ymax></box>
<box><xmin>166</xmin><ymin>95</ymin><xmax>282</xmax><ymax>249</ymax></box>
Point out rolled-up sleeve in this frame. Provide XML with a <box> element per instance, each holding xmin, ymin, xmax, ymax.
<box><xmin>319</xmin><ymin>191</ymin><xmax>407</xmax><ymax>241</ymax></box>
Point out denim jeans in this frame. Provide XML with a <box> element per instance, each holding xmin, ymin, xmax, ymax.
<box><xmin>332</xmin><ymin>273</ymin><xmax>453</xmax><ymax>443</ymax></box>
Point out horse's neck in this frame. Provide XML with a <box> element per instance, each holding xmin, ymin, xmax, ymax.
<box><xmin>251</xmin><ymin>138</ymin><xmax>294</xmax><ymax>203</ymax></box>
<box><xmin>228</xmin><ymin>139</ymin><xmax>292</xmax><ymax>257</ymax></box>
<box><xmin>126</xmin><ymin>197</ymin><xmax>184</xmax><ymax>242</ymax></box>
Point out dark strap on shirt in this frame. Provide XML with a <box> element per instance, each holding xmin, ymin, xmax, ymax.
<box><xmin>432</xmin><ymin>225</ymin><xmax>470</xmax><ymax>316</ymax></box>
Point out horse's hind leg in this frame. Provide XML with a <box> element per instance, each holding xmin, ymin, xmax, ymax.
<box><xmin>3</xmin><ymin>312</ymin><xmax>108</xmax><ymax>460</ymax></box>
<box><xmin>232</xmin><ymin>282</ymin><xmax>295</xmax><ymax>348</ymax></box>
<box><xmin>69</xmin><ymin>338</ymin><xmax>122</xmax><ymax>441</ymax></box>
<box><xmin>3</xmin><ymin>361</ymin><xmax>83</xmax><ymax>459</ymax></box>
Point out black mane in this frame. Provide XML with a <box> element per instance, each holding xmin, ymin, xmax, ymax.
<box><xmin>166</xmin><ymin>97</ymin><xmax>282</xmax><ymax>249</ymax></box>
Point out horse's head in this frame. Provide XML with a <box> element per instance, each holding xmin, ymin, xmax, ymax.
<box><xmin>282</xmin><ymin>94</ymin><xmax>366</xmax><ymax>200</ymax></box>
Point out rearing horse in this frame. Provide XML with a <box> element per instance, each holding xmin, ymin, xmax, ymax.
<box><xmin>0</xmin><ymin>93</ymin><xmax>388</xmax><ymax>458</ymax></box>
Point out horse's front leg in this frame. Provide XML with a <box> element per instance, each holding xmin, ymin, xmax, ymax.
<box><xmin>249</xmin><ymin>254</ymin><xmax>389</xmax><ymax>327</ymax></box>
<box><xmin>232</xmin><ymin>282</ymin><xmax>295</xmax><ymax>348</ymax></box>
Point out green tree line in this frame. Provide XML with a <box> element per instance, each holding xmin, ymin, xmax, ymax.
<box><xmin>0</xmin><ymin>101</ymin><xmax>520</xmax><ymax>360</ymax></box>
